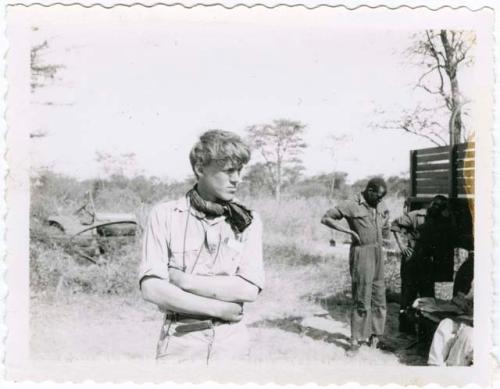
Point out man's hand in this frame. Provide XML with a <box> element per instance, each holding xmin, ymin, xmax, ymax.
<box><xmin>168</xmin><ymin>267</ymin><xmax>191</xmax><ymax>290</ymax></box>
<box><xmin>217</xmin><ymin>302</ymin><xmax>244</xmax><ymax>322</ymax></box>
<box><xmin>401</xmin><ymin>246</ymin><xmax>414</xmax><ymax>258</ymax></box>
<box><xmin>350</xmin><ymin>231</ymin><xmax>361</xmax><ymax>244</ymax></box>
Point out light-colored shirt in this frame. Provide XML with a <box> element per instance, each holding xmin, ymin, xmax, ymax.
<box><xmin>139</xmin><ymin>196</ymin><xmax>265</xmax><ymax>291</ymax></box>
<box><xmin>390</xmin><ymin>209</ymin><xmax>427</xmax><ymax>249</ymax></box>
<box><xmin>324</xmin><ymin>193</ymin><xmax>390</xmax><ymax>246</ymax></box>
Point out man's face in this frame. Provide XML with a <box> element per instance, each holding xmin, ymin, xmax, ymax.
<box><xmin>364</xmin><ymin>186</ymin><xmax>386</xmax><ymax>208</ymax></box>
<box><xmin>428</xmin><ymin>197</ymin><xmax>448</xmax><ymax>218</ymax></box>
<box><xmin>196</xmin><ymin>160</ymin><xmax>243</xmax><ymax>202</ymax></box>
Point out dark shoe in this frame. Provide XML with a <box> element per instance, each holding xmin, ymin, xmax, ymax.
<box><xmin>399</xmin><ymin>312</ymin><xmax>416</xmax><ymax>335</ymax></box>
<box><xmin>369</xmin><ymin>335</ymin><xmax>380</xmax><ymax>349</ymax></box>
<box><xmin>399</xmin><ymin>312</ymin><xmax>407</xmax><ymax>332</ymax></box>
<box><xmin>369</xmin><ymin>335</ymin><xmax>395</xmax><ymax>352</ymax></box>
<box><xmin>345</xmin><ymin>343</ymin><xmax>361</xmax><ymax>357</ymax></box>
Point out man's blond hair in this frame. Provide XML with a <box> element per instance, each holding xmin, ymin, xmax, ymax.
<box><xmin>189</xmin><ymin>130</ymin><xmax>251</xmax><ymax>177</ymax></box>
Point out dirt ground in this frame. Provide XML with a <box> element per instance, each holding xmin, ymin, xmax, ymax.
<box><xmin>30</xmin><ymin>244</ymin><xmax>429</xmax><ymax>366</ymax></box>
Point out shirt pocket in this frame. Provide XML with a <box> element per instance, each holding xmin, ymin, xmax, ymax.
<box><xmin>169</xmin><ymin>236</ymin><xmax>203</xmax><ymax>271</ymax></box>
<box><xmin>213</xmin><ymin>237</ymin><xmax>243</xmax><ymax>275</ymax></box>
<box><xmin>351</xmin><ymin>209</ymin><xmax>371</xmax><ymax>226</ymax></box>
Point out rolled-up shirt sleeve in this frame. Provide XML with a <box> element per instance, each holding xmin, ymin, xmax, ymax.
<box><xmin>139</xmin><ymin>204</ymin><xmax>170</xmax><ymax>287</ymax></box>
<box><xmin>324</xmin><ymin>201</ymin><xmax>351</xmax><ymax>220</ymax></box>
<box><xmin>390</xmin><ymin>212</ymin><xmax>413</xmax><ymax>232</ymax></box>
<box><xmin>236</xmin><ymin>212</ymin><xmax>265</xmax><ymax>292</ymax></box>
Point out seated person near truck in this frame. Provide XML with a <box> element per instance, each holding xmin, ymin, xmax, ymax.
<box><xmin>139</xmin><ymin>130</ymin><xmax>264</xmax><ymax>363</ymax></box>
<box><xmin>413</xmin><ymin>252</ymin><xmax>474</xmax><ymax>366</ymax></box>
<box><xmin>391</xmin><ymin>195</ymin><xmax>457</xmax><ymax>333</ymax></box>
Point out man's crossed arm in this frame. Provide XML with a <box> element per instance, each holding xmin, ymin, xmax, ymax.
<box><xmin>168</xmin><ymin>268</ymin><xmax>259</xmax><ymax>303</ymax></box>
<box><xmin>141</xmin><ymin>276</ymin><xmax>245</xmax><ymax>322</ymax></box>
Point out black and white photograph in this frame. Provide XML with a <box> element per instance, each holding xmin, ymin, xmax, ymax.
<box><xmin>3</xmin><ymin>1</ymin><xmax>496</xmax><ymax>385</ymax></box>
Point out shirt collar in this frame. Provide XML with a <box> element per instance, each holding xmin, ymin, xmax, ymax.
<box><xmin>357</xmin><ymin>192</ymin><xmax>386</xmax><ymax>214</ymax></box>
<box><xmin>173</xmin><ymin>196</ymin><xmax>204</xmax><ymax>218</ymax></box>
<box><xmin>172</xmin><ymin>195</ymin><xmax>226</xmax><ymax>225</ymax></box>
<box><xmin>356</xmin><ymin>192</ymin><xmax>369</xmax><ymax>208</ymax></box>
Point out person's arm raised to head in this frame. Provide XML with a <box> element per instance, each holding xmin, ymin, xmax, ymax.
<box><xmin>168</xmin><ymin>213</ymin><xmax>265</xmax><ymax>303</ymax></box>
<box><xmin>139</xmin><ymin>204</ymin><xmax>243</xmax><ymax>322</ymax></box>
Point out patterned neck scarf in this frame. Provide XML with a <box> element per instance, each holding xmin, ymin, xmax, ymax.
<box><xmin>187</xmin><ymin>187</ymin><xmax>253</xmax><ymax>233</ymax></box>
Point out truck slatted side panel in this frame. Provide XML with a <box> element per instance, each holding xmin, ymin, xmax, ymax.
<box><xmin>456</xmin><ymin>143</ymin><xmax>475</xmax><ymax>198</ymax></box>
<box><xmin>409</xmin><ymin>142</ymin><xmax>475</xmax><ymax>250</ymax></box>
<box><xmin>413</xmin><ymin>147</ymin><xmax>450</xmax><ymax>197</ymax></box>
<box><xmin>411</xmin><ymin>143</ymin><xmax>475</xmax><ymax>199</ymax></box>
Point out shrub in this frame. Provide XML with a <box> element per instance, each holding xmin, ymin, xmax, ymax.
<box><xmin>30</xmin><ymin>237</ymin><xmax>141</xmax><ymax>296</ymax></box>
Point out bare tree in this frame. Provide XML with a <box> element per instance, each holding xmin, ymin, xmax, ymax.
<box><xmin>30</xmin><ymin>129</ymin><xmax>48</xmax><ymax>139</ymax></box>
<box><xmin>374</xmin><ymin>30</ymin><xmax>475</xmax><ymax>146</ymax></box>
<box><xmin>246</xmin><ymin>119</ymin><xmax>307</xmax><ymax>202</ymax></box>
<box><xmin>373</xmin><ymin>104</ymin><xmax>448</xmax><ymax>146</ymax></box>
<box><xmin>410</xmin><ymin>30</ymin><xmax>475</xmax><ymax>144</ymax></box>
<box><xmin>30</xmin><ymin>39</ymin><xmax>64</xmax><ymax>92</ymax></box>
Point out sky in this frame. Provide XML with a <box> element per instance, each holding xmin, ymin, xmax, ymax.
<box><xmin>12</xmin><ymin>6</ymin><xmax>478</xmax><ymax>183</ymax></box>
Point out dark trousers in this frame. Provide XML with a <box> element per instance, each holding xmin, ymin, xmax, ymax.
<box><xmin>400</xmin><ymin>252</ymin><xmax>435</xmax><ymax>311</ymax></box>
<box><xmin>349</xmin><ymin>244</ymin><xmax>386</xmax><ymax>341</ymax></box>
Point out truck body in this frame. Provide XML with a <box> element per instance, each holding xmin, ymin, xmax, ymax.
<box><xmin>408</xmin><ymin>141</ymin><xmax>475</xmax><ymax>250</ymax></box>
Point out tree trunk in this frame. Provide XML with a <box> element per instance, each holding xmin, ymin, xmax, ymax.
<box><xmin>275</xmin><ymin>162</ymin><xmax>281</xmax><ymax>202</ymax></box>
<box><xmin>440</xmin><ymin>30</ymin><xmax>463</xmax><ymax>145</ymax></box>
<box><xmin>275</xmin><ymin>146</ymin><xmax>282</xmax><ymax>202</ymax></box>
<box><xmin>449</xmin><ymin>77</ymin><xmax>463</xmax><ymax>145</ymax></box>
<box><xmin>329</xmin><ymin>176</ymin><xmax>335</xmax><ymax>197</ymax></box>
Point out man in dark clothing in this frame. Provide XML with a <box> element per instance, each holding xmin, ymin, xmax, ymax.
<box><xmin>321</xmin><ymin>178</ymin><xmax>390</xmax><ymax>356</ymax></box>
<box><xmin>392</xmin><ymin>195</ymin><xmax>457</xmax><ymax>333</ymax></box>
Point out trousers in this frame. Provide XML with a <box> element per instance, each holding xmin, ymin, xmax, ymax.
<box><xmin>400</xmin><ymin>251</ymin><xmax>435</xmax><ymax>311</ymax></box>
<box><xmin>428</xmin><ymin>318</ymin><xmax>473</xmax><ymax>366</ymax></box>
<box><xmin>156</xmin><ymin>314</ymin><xmax>250</xmax><ymax>363</ymax></box>
<box><xmin>349</xmin><ymin>244</ymin><xmax>386</xmax><ymax>341</ymax></box>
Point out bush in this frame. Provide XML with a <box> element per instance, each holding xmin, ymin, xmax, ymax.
<box><xmin>30</xmin><ymin>237</ymin><xmax>141</xmax><ymax>296</ymax></box>
<box><xmin>30</xmin><ymin>169</ymin><xmax>409</xmax><ymax>299</ymax></box>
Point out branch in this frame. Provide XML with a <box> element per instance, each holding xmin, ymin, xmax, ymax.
<box><xmin>427</xmin><ymin>130</ymin><xmax>447</xmax><ymax>145</ymax></box>
<box><xmin>420</xmin><ymin>31</ymin><xmax>447</xmax><ymax>97</ymax></box>
<box><xmin>416</xmin><ymin>65</ymin><xmax>439</xmax><ymax>85</ymax></box>
<box><xmin>400</xmin><ymin>125</ymin><xmax>445</xmax><ymax>146</ymax></box>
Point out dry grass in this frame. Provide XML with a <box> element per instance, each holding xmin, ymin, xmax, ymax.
<box><xmin>30</xmin><ymin>194</ymin><xmax>432</xmax><ymax>365</ymax></box>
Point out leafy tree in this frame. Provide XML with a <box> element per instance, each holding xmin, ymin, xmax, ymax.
<box><xmin>290</xmin><ymin>172</ymin><xmax>348</xmax><ymax>199</ymax></box>
<box><xmin>95</xmin><ymin>151</ymin><xmax>140</xmax><ymax>178</ymax></box>
<box><xmin>246</xmin><ymin>119</ymin><xmax>307</xmax><ymax>201</ymax></box>
<box><xmin>242</xmin><ymin>162</ymin><xmax>274</xmax><ymax>197</ymax></box>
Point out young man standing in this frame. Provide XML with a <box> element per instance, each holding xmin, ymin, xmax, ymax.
<box><xmin>139</xmin><ymin>130</ymin><xmax>264</xmax><ymax>363</ymax></box>
<box><xmin>391</xmin><ymin>195</ymin><xmax>457</xmax><ymax>333</ymax></box>
<box><xmin>321</xmin><ymin>178</ymin><xmax>390</xmax><ymax>356</ymax></box>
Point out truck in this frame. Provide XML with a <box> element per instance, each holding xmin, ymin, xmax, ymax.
<box><xmin>408</xmin><ymin>141</ymin><xmax>475</xmax><ymax>254</ymax></box>
<box><xmin>407</xmin><ymin>142</ymin><xmax>475</xmax><ymax>342</ymax></box>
